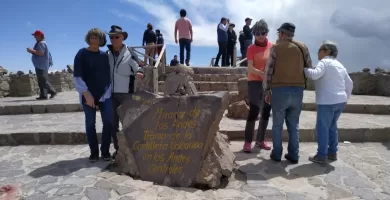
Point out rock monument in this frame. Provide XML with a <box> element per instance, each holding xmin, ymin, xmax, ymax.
<box><xmin>163</xmin><ymin>64</ymin><xmax>198</xmax><ymax>96</ymax></box>
<box><xmin>114</xmin><ymin>75</ymin><xmax>235</xmax><ymax>188</ymax></box>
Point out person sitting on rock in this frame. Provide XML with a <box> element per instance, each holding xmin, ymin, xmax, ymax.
<box><xmin>304</xmin><ymin>40</ymin><xmax>353</xmax><ymax>164</ymax></box>
<box><xmin>170</xmin><ymin>55</ymin><xmax>179</xmax><ymax>66</ymax></box>
<box><xmin>106</xmin><ymin>25</ymin><xmax>144</xmax><ymax>159</ymax></box>
<box><xmin>243</xmin><ymin>19</ymin><xmax>273</xmax><ymax>153</ymax></box>
<box><xmin>73</xmin><ymin>28</ymin><xmax>112</xmax><ymax>162</ymax></box>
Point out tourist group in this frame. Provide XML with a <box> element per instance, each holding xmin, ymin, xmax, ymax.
<box><xmin>28</xmin><ymin>8</ymin><xmax>353</xmax><ymax>165</ymax></box>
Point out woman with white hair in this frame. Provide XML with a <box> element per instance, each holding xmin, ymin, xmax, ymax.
<box><xmin>304</xmin><ymin>40</ymin><xmax>353</xmax><ymax>164</ymax></box>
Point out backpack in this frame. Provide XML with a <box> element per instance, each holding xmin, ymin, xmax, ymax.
<box><xmin>238</xmin><ymin>31</ymin><xmax>245</xmax><ymax>47</ymax></box>
<box><xmin>49</xmin><ymin>52</ymin><xmax>53</xmax><ymax>67</ymax></box>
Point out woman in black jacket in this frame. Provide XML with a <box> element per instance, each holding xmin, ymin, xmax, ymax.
<box><xmin>227</xmin><ymin>23</ymin><xmax>237</xmax><ymax>66</ymax></box>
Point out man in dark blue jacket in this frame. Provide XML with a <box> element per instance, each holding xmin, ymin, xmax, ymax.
<box><xmin>241</xmin><ymin>17</ymin><xmax>253</xmax><ymax>66</ymax></box>
<box><xmin>227</xmin><ymin>23</ymin><xmax>237</xmax><ymax>66</ymax></box>
<box><xmin>156</xmin><ymin>29</ymin><xmax>164</xmax><ymax>55</ymax></box>
<box><xmin>214</xmin><ymin>17</ymin><xmax>229</xmax><ymax>67</ymax></box>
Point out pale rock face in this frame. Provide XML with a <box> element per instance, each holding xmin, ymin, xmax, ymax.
<box><xmin>163</xmin><ymin>64</ymin><xmax>197</xmax><ymax>96</ymax></box>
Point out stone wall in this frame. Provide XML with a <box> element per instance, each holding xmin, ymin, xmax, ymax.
<box><xmin>49</xmin><ymin>71</ymin><xmax>75</xmax><ymax>92</ymax></box>
<box><xmin>6</xmin><ymin>69</ymin><xmax>74</xmax><ymax>97</ymax></box>
<box><xmin>306</xmin><ymin>68</ymin><xmax>390</xmax><ymax>96</ymax></box>
<box><xmin>0</xmin><ymin>66</ymin><xmax>10</xmax><ymax>98</ymax></box>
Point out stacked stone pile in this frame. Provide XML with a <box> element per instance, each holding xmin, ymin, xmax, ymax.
<box><xmin>0</xmin><ymin>66</ymin><xmax>10</xmax><ymax>98</ymax></box>
<box><xmin>306</xmin><ymin>67</ymin><xmax>390</xmax><ymax>96</ymax></box>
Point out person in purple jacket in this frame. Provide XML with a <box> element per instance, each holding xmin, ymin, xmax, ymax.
<box><xmin>73</xmin><ymin>28</ymin><xmax>112</xmax><ymax>162</ymax></box>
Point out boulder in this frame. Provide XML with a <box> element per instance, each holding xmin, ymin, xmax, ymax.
<box><xmin>114</xmin><ymin>90</ymin><xmax>235</xmax><ymax>188</ymax></box>
<box><xmin>362</xmin><ymin>68</ymin><xmax>370</xmax><ymax>73</ymax></box>
<box><xmin>0</xmin><ymin>66</ymin><xmax>8</xmax><ymax>75</ymax></box>
<box><xmin>164</xmin><ymin>64</ymin><xmax>197</xmax><ymax>96</ymax></box>
<box><xmin>237</xmin><ymin>78</ymin><xmax>248</xmax><ymax>101</ymax></box>
<box><xmin>226</xmin><ymin>100</ymin><xmax>249</xmax><ymax>119</ymax></box>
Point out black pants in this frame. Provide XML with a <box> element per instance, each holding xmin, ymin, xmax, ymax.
<box><xmin>245</xmin><ymin>81</ymin><xmax>272</xmax><ymax>142</ymax></box>
<box><xmin>35</xmin><ymin>68</ymin><xmax>56</xmax><ymax>97</ymax></box>
<box><xmin>179</xmin><ymin>38</ymin><xmax>191</xmax><ymax>65</ymax></box>
<box><xmin>227</xmin><ymin>43</ymin><xmax>235</xmax><ymax>66</ymax></box>
<box><xmin>111</xmin><ymin>93</ymin><xmax>130</xmax><ymax>151</ymax></box>
<box><xmin>214</xmin><ymin>41</ymin><xmax>228</xmax><ymax>66</ymax></box>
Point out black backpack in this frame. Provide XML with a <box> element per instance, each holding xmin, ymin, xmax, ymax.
<box><xmin>238</xmin><ymin>31</ymin><xmax>245</xmax><ymax>47</ymax></box>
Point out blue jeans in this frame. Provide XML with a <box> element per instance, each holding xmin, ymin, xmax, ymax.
<box><xmin>83</xmin><ymin>98</ymin><xmax>113</xmax><ymax>156</ymax></box>
<box><xmin>316</xmin><ymin>103</ymin><xmax>346</xmax><ymax>157</ymax></box>
<box><xmin>179</xmin><ymin>38</ymin><xmax>191</xmax><ymax>64</ymax></box>
<box><xmin>271</xmin><ymin>87</ymin><xmax>304</xmax><ymax>160</ymax></box>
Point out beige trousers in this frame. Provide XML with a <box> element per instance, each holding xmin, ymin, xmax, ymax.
<box><xmin>144</xmin><ymin>42</ymin><xmax>155</xmax><ymax>66</ymax></box>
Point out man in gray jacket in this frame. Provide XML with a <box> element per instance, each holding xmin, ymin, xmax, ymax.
<box><xmin>106</xmin><ymin>25</ymin><xmax>144</xmax><ymax>158</ymax></box>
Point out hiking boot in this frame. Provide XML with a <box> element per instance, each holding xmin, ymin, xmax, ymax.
<box><xmin>309</xmin><ymin>155</ymin><xmax>327</xmax><ymax>164</ymax></box>
<box><xmin>243</xmin><ymin>142</ymin><xmax>252</xmax><ymax>153</ymax></box>
<box><xmin>256</xmin><ymin>141</ymin><xmax>271</xmax><ymax>150</ymax></box>
<box><xmin>270</xmin><ymin>154</ymin><xmax>281</xmax><ymax>162</ymax></box>
<box><xmin>49</xmin><ymin>92</ymin><xmax>57</xmax><ymax>99</ymax></box>
<box><xmin>328</xmin><ymin>153</ymin><xmax>337</xmax><ymax>161</ymax></box>
<box><xmin>101</xmin><ymin>154</ymin><xmax>112</xmax><ymax>162</ymax></box>
<box><xmin>89</xmin><ymin>154</ymin><xmax>99</xmax><ymax>163</ymax></box>
<box><xmin>284</xmin><ymin>154</ymin><xmax>299</xmax><ymax>164</ymax></box>
<box><xmin>36</xmin><ymin>96</ymin><xmax>48</xmax><ymax>100</ymax></box>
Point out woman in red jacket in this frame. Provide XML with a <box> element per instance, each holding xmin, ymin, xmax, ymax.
<box><xmin>243</xmin><ymin>19</ymin><xmax>273</xmax><ymax>153</ymax></box>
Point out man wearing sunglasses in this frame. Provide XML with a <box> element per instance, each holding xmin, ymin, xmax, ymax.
<box><xmin>106</xmin><ymin>25</ymin><xmax>145</xmax><ymax>159</ymax></box>
<box><xmin>263</xmin><ymin>22</ymin><xmax>313</xmax><ymax>164</ymax></box>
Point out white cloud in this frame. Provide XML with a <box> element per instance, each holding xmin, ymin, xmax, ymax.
<box><xmin>109</xmin><ymin>9</ymin><xmax>140</xmax><ymax>22</ymax></box>
<box><xmin>121</xmin><ymin>0</ymin><xmax>390</xmax><ymax>71</ymax></box>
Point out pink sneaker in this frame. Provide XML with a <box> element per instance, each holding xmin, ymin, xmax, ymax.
<box><xmin>243</xmin><ymin>142</ymin><xmax>252</xmax><ymax>153</ymax></box>
<box><xmin>256</xmin><ymin>141</ymin><xmax>271</xmax><ymax>150</ymax></box>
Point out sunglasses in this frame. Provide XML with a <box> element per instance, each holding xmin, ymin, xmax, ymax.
<box><xmin>318</xmin><ymin>48</ymin><xmax>328</xmax><ymax>53</ymax></box>
<box><xmin>110</xmin><ymin>35</ymin><xmax>120</xmax><ymax>40</ymax></box>
<box><xmin>255</xmin><ymin>31</ymin><xmax>267</xmax><ymax>36</ymax></box>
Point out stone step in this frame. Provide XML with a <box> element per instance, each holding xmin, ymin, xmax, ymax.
<box><xmin>158</xmin><ymin>81</ymin><xmax>238</xmax><ymax>92</ymax></box>
<box><xmin>165</xmin><ymin>66</ymin><xmax>248</xmax><ymax>75</ymax></box>
<box><xmin>220</xmin><ymin>110</ymin><xmax>390</xmax><ymax>142</ymax></box>
<box><xmin>1</xmin><ymin>90</ymin><xmax>390</xmax><ymax>115</ymax></box>
<box><xmin>191</xmin><ymin>74</ymin><xmax>245</xmax><ymax>82</ymax></box>
<box><xmin>0</xmin><ymin>111</ymin><xmax>389</xmax><ymax>145</ymax></box>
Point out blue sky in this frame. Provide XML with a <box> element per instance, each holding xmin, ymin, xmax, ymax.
<box><xmin>0</xmin><ymin>0</ymin><xmax>218</xmax><ymax>72</ymax></box>
<box><xmin>0</xmin><ymin>0</ymin><xmax>389</xmax><ymax>73</ymax></box>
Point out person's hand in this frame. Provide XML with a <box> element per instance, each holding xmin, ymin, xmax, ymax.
<box><xmin>136</xmin><ymin>72</ymin><xmax>144</xmax><ymax>79</ymax></box>
<box><xmin>26</xmin><ymin>48</ymin><xmax>33</xmax><ymax>53</ymax></box>
<box><xmin>175</xmin><ymin>38</ymin><xmax>178</xmax><ymax>44</ymax></box>
<box><xmin>264</xmin><ymin>90</ymin><xmax>272</xmax><ymax>104</ymax></box>
<box><xmin>83</xmin><ymin>92</ymin><xmax>95</xmax><ymax>108</ymax></box>
<box><xmin>258</xmin><ymin>70</ymin><xmax>266</xmax><ymax>79</ymax></box>
<box><xmin>190</xmin><ymin>38</ymin><xmax>193</xmax><ymax>43</ymax></box>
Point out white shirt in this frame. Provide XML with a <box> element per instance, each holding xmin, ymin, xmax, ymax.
<box><xmin>304</xmin><ymin>56</ymin><xmax>353</xmax><ymax>105</ymax></box>
<box><xmin>218</xmin><ymin>23</ymin><xmax>229</xmax><ymax>31</ymax></box>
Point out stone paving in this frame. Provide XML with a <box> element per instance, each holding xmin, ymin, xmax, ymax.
<box><xmin>1</xmin><ymin>142</ymin><xmax>390</xmax><ymax>200</ymax></box>
<box><xmin>1</xmin><ymin>91</ymin><xmax>390</xmax><ymax>115</ymax></box>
